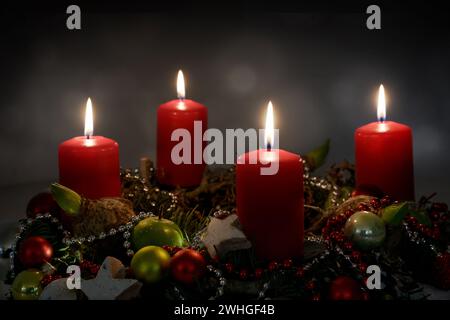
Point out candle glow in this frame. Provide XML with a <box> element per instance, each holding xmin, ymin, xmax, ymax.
<box><xmin>177</xmin><ymin>70</ymin><xmax>185</xmax><ymax>100</ymax></box>
<box><xmin>264</xmin><ymin>101</ymin><xmax>275</xmax><ymax>150</ymax></box>
<box><xmin>84</xmin><ymin>97</ymin><xmax>94</xmax><ymax>138</ymax></box>
<box><xmin>377</xmin><ymin>84</ymin><xmax>386</xmax><ymax>122</ymax></box>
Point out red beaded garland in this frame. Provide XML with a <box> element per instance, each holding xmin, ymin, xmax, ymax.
<box><xmin>305</xmin><ymin>280</ymin><xmax>315</xmax><ymax>291</ymax></box>
<box><xmin>41</xmin><ymin>274</ymin><xmax>62</xmax><ymax>287</ymax></box>
<box><xmin>328</xmin><ymin>276</ymin><xmax>363</xmax><ymax>300</ymax></box>
<box><xmin>295</xmin><ymin>267</ymin><xmax>305</xmax><ymax>278</ymax></box>
<box><xmin>80</xmin><ymin>260</ymin><xmax>100</xmax><ymax>276</ymax></box>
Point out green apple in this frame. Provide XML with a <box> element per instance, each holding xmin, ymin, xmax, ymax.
<box><xmin>132</xmin><ymin>216</ymin><xmax>184</xmax><ymax>250</ymax></box>
<box><xmin>11</xmin><ymin>269</ymin><xmax>44</xmax><ymax>300</ymax></box>
<box><xmin>131</xmin><ymin>246</ymin><xmax>171</xmax><ymax>284</ymax></box>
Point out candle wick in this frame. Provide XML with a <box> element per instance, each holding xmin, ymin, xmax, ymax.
<box><xmin>86</xmin><ymin>135</ymin><xmax>91</xmax><ymax>139</ymax></box>
<box><xmin>267</xmin><ymin>143</ymin><xmax>272</xmax><ymax>152</ymax></box>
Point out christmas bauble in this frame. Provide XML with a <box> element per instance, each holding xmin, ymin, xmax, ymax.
<box><xmin>131</xmin><ymin>246</ymin><xmax>171</xmax><ymax>284</ymax></box>
<box><xmin>344</xmin><ymin>211</ymin><xmax>386</xmax><ymax>250</ymax></box>
<box><xmin>170</xmin><ymin>249</ymin><xmax>206</xmax><ymax>285</ymax></box>
<box><xmin>132</xmin><ymin>216</ymin><xmax>184</xmax><ymax>250</ymax></box>
<box><xmin>11</xmin><ymin>269</ymin><xmax>44</xmax><ymax>300</ymax></box>
<box><xmin>19</xmin><ymin>236</ymin><xmax>53</xmax><ymax>268</ymax></box>
<box><xmin>26</xmin><ymin>192</ymin><xmax>60</xmax><ymax>218</ymax></box>
<box><xmin>328</xmin><ymin>276</ymin><xmax>363</xmax><ymax>300</ymax></box>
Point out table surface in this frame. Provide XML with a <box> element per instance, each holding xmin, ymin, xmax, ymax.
<box><xmin>0</xmin><ymin>182</ymin><xmax>449</xmax><ymax>300</ymax></box>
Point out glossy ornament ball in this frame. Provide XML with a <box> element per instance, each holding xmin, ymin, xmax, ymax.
<box><xmin>328</xmin><ymin>276</ymin><xmax>363</xmax><ymax>300</ymax></box>
<box><xmin>344</xmin><ymin>211</ymin><xmax>386</xmax><ymax>250</ymax></box>
<box><xmin>11</xmin><ymin>269</ymin><xmax>44</xmax><ymax>300</ymax></box>
<box><xmin>131</xmin><ymin>246</ymin><xmax>171</xmax><ymax>284</ymax></box>
<box><xmin>170</xmin><ymin>249</ymin><xmax>206</xmax><ymax>285</ymax></box>
<box><xmin>26</xmin><ymin>192</ymin><xmax>60</xmax><ymax>218</ymax></box>
<box><xmin>19</xmin><ymin>236</ymin><xmax>54</xmax><ymax>268</ymax></box>
<box><xmin>132</xmin><ymin>216</ymin><xmax>184</xmax><ymax>250</ymax></box>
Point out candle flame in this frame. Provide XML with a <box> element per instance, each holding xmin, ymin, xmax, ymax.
<box><xmin>177</xmin><ymin>70</ymin><xmax>185</xmax><ymax>99</ymax></box>
<box><xmin>264</xmin><ymin>101</ymin><xmax>275</xmax><ymax>150</ymax></box>
<box><xmin>84</xmin><ymin>97</ymin><xmax>94</xmax><ymax>138</ymax></box>
<box><xmin>377</xmin><ymin>84</ymin><xmax>386</xmax><ymax>122</ymax></box>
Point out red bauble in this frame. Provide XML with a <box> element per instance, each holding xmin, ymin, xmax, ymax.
<box><xmin>328</xmin><ymin>276</ymin><xmax>363</xmax><ymax>300</ymax></box>
<box><xmin>305</xmin><ymin>280</ymin><xmax>316</xmax><ymax>291</ymax></box>
<box><xmin>295</xmin><ymin>267</ymin><xmax>305</xmax><ymax>278</ymax></box>
<box><xmin>254</xmin><ymin>268</ymin><xmax>263</xmax><ymax>279</ymax></box>
<box><xmin>369</xmin><ymin>198</ymin><xmax>381</xmax><ymax>209</ymax></box>
<box><xmin>311</xmin><ymin>293</ymin><xmax>321</xmax><ymax>301</ymax></box>
<box><xmin>282</xmin><ymin>259</ymin><xmax>293</xmax><ymax>269</ymax></box>
<box><xmin>26</xmin><ymin>192</ymin><xmax>60</xmax><ymax>218</ymax></box>
<box><xmin>225</xmin><ymin>263</ymin><xmax>234</xmax><ymax>274</ymax></box>
<box><xmin>19</xmin><ymin>236</ymin><xmax>53</xmax><ymax>268</ymax></box>
<box><xmin>268</xmin><ymin>261</ymin><xmax>278</xmax><ymax>272</ymax></box>
<box><xmin>170</xmin><ymin>249</ymin><xmax>206</xmax><ymax>285</ymax></box>
<box><xmin>239</xmin><ymin>269</ymin><xmax>249</xmax><ymax>280</ymax></box>
<box><xmin>343</xmin><ymin>241</ymin><xmax>353</xmax><ymax>251</ymax></box>
<box><xmin>350</xmin><ymin>251</ymin><xmax>362</xmax><ymax>262</ymax></box>
<box><xmin>358</xmin><ymin>263</ymin><xmax>368</xmax><ymax>274</ymax></box>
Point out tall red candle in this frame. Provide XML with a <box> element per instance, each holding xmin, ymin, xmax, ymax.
<box><xmin>59</xmin><ymin>98</ymin><xmax>121</xmax><ymax>199</ymax></box>
<box><xmin>157</xmin><ymin>70</ymin><xmax>208</xmax><ymax>187</ymax></box>
<box><xmin>355</xmin><ymin>85</ymin><xmax>414</xmax><ymax>201</ymax></box>
<box><xmin>236</xmin><ymin>102</ymin><xmax>304</xmax><ymax>260</ymax></box>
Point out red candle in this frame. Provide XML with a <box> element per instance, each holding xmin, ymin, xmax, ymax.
<box><xmin>59</xmin><ymin>98</ymin><xmax>121</xmax><ymax>199</ymax></box>
<box><xmin>157</xmin><ymin>70</ymin><xmax>208</xmax><ymax>187</ymax></box>
<box><xmin>355</xmin><ymin>85</ymin><xmax>415</xmax><ymax>201</ymax></box>
<box><xmin>236</xmin><ymin>102</ymin><xmax>304</xmax><ymax>261</ymax></box>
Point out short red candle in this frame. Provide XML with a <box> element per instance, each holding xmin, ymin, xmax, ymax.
<box><xmin>355</xmin><ymin>85</ymin><xmax>415</xmax><ymax>201</ymax></box>
<box><xmin>236</xmin><ymin>102</ymin><xmax>304</xmax><ymax>260</ymax></box>
<box><xmin>157</xmin><ymin>70</ymin><xmax>207</xmax><ymax>187</ymax></box>
<box><xmin>58</xmin><ymin>98</ymin><xmax>121</xmax><ymax>199</ymax></box>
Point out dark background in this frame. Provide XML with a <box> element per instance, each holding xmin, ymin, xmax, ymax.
<box><xmin>0</xmin><ymin>1</ymin><xmax>449</xmax><ymax>220</ymax></box>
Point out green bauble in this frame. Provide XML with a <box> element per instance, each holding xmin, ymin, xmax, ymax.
<box><xmin>11</xmin><ymin>269</ymin><xmax>44</xmax><ymax>300</ymax></box>
<box><xmin>132</xmin><ymin>216</ymin><xmax>184</xmax><ymax>250</ymax></box>
<box><xmin>344</xmin><ymin>211</ymin><xmax>386</xmax><ymax>250</ymax></box>
<box><xmin>131</xmin><ymin>246</ymin><xmax>171</xmax><ymax>284</ymax></box>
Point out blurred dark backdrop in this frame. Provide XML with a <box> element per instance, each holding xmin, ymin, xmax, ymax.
<box><xmin>0</xmin><ymin>1</ymin><xmax>449</xmax><ymax>219</ymax></box>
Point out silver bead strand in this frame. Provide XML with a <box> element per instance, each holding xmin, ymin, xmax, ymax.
<box><xmin>206</xmin><ymin>264</ymin><xmax>226</xmax><ymax>300</ymax></box>
<box><xmin>302</xmin><ymin>160</ymin><xmax>348</xmax><ymax>208</ymax></box>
